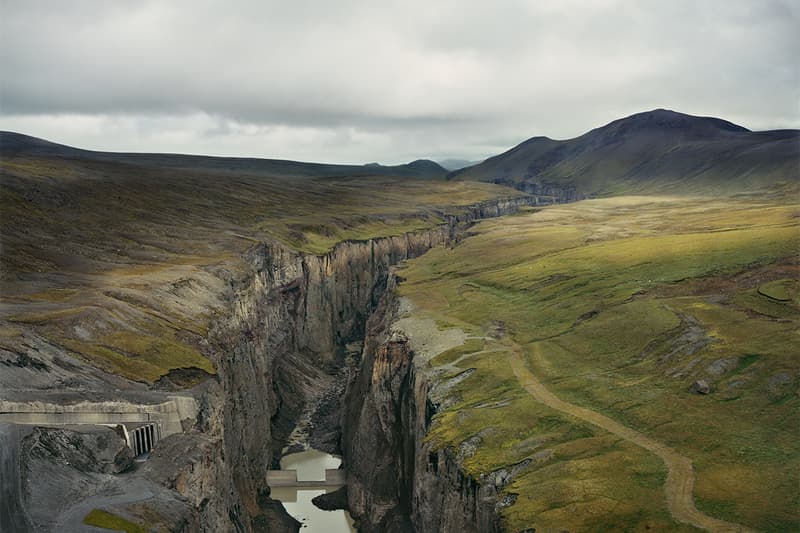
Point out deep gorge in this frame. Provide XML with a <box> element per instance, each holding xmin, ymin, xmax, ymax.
<box><xmin>3</xmin><ymin>106</ymin><xmax>797</xmax><ymax>532</ymax></box>
<box><xmin>171</xmin><ymin>197</ymin><xmax>539</xmax><ymax>532</ymax></box>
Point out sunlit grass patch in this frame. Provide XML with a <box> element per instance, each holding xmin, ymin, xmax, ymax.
<box><xmin>8</xmin><ymin>306</ymin><xmax>90</xmax><ymax>324</ymax></box>
<box><xmin>399</xmin><ymin>195</ymin><xmax>800</xmax><ymax>530</ymax></box>
<box><xmin>62</xmin><ymin>330</ymin><xmax>214</xmax><ymax>383</ymax></box>
<box><xmin>20</xmin><ymin>288</ymin><xmax>81</xmax><ymax>303</ymax></box>
<box><xmin>504</xmin><ymin>437</ymin><xmax>685</xmax><ymax>532</ymax></box>
<box><xmin>758</xmin><ymin>278</ymin><xmax>797</xmax><ymax>302</ymax></box>
<box><xmin>429</xmin><ymin>338</ymin><xmax>484</xmax><ymax>366</ymax></box>
<box><xmin>82</xmin><ymin>509</ymin><xmax>148</xmax><ymax>533</ymax></box>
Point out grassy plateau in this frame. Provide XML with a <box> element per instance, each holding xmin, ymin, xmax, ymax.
<box><xmin>396</xmin><ymin>194</ymin><xmax>799</xmax><ymax>531</ymax></box>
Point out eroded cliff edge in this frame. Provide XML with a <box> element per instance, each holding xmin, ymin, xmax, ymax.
<box><xmin>342</xmin><ymin>280</ymin><xmax>501</xmax><ymax>533</ymax></box>
<box><xmin>167</xmin><ymin>196</ymin><xmax>537</xmax><ymax>531</ymax></box>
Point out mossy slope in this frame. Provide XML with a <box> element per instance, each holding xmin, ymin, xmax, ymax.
<box><xmin>398</xmin><ymin>195</ymin><xmax>799</xmax><ymax>531</ymax></box>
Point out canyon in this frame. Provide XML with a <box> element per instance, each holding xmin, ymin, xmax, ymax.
<box><xmin>1</xmin><ymin>109</ymin><xmax>797</xmax><ymax>532</ymax></box>
<box><xmin>200</xmin><ymin>196</ymin><xmax>540</xmax><ymax>531</ymax></box>
<box><xmin>0</xmin><ymin>189</ymin><xmax>543</xmax><ymax>531</ymax></box>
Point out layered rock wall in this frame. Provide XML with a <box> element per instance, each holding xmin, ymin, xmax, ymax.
<box><xmin>342</xmin><ymin>283</ymin><xmax>499</xmax><ymax>532</ymax></box>
<box><xmin>492</xmin><ymin>178</ymin><xmax>579</xmax><ymax>203</ymax></box>
<box><xmin>158</xmin><ymin>196</ymin><xmax>537</xmax><ymax>532</ymax></box>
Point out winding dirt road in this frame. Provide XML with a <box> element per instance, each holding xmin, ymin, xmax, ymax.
<box><xmin>509</xmin><ymin>343</ymin><xmax>756</xmax><ymax>533</ymax></box>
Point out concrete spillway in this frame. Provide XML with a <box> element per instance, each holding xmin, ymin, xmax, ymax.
<box><xmin>0</xmin><ymin>396</ymin><xmax>197</xmax><ymax>437</ymax></box>
<box><xmin>0</xmin><ymin>396</ymin><xmax>197</xmax><ymax>459</ymax></box>
<box><xmin>129</xmin><ymin>423</ymin><xmax>159</xmax><ymax>457</ymax></box>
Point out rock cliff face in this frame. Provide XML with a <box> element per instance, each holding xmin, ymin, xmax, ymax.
<box><xmin>18</xmin><ymin>426</ymin><xmax>200</xmax><ymax>532</ymax></box>
<box><xmin>491</xmin><ymin>178</ymin><xmax>579</xmax><ymax>203</ymax></box>
<box><xmin>158</xmin><ymin>196</ymin><xmax>536</xmax><ymax>532</ymax></box>
<box><xmin>342</xmin><ymin>283</ymin><xmax>500</xmax><ymax>533</ymax></box>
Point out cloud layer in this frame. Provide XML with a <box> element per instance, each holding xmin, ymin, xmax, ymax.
<box><xmin>1</xmin><ymin>0</ymin><xmax>798</xmax><ymax>163</ymax></box>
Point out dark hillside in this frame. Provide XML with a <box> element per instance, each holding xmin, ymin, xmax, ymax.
<box><xmin>453</xmin><ymin>109</ymin><xmax>799</xmax><ymax>196</ymax></box>
<box><xmin>0</xmin><ymin>131</ymin><xmax>448</xmax><ymax>179</ymax></box>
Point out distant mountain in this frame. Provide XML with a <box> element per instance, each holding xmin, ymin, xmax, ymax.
<box><xmin>437</xmin><ymin>158</ymin><xmax>482</xmax><ymax>171</ymax></box>
<box><xmin>4</xmin><ymin>109</ymin><xmax>797</xmax><ymax>196</ymax></box>
<box><xmin>452</xmin><ymin>109</ymin><xmax>799</xmax><ymax>196</ymax></box>
<box><xmin>0</xmin><ymin>132</ymin><xmax>448</xmax><ymax>180</ymax></box>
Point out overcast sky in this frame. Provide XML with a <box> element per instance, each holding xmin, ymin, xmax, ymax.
<box><xmin>1</xmin><ymin>0</ymin><xmax>798</xmax><ymax>164</ymax></box>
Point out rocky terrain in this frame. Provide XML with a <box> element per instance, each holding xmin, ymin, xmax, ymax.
<box><xmin>342</xmin><ymin>283</ymin><xmax>503</xmax><ymax>533</ymax></box>
<box><xmin>0</xmin><ymin>133</ymin><xmax>539</xmax><ymax>531</ymax></box>
<box><xmin>196</xmin><ymin>200</ymin><xmax>536</xmax><ymax>531</ymax></box>
<box><xmin>0</xmin><ymin>110</ymin><xmax>797</xmax><ymax>532</ymax></box>
<box><xmin>1</xmin><ymin>210</ymin><xmax>532</xmax><ymax>531</ymax></box>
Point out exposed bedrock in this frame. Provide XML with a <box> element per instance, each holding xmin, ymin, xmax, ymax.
<box><xmin>200</xmin><ymin>196</ymin><xmax>535</xmax><ymax>532</ymax></box>
<box><xmin>18</xmin><ymin>426</ymin><xmax>200</xmax><ymax>532</ymax></box>
<box><xmin>342</xmin><ymin>282</ymin><xmax>499</xmax><ymax>533</ymax></box>
<box><xmin>9</xmin><ymin>197</ymin><xmax>534</xmax><ymax>532</ymax></box>
<box><xmin>490</xmin><ymin>178</ymin><xmax>579</xmax><ymax>203</ymax></box>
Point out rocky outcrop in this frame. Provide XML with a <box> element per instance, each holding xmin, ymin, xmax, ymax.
<box><xmin>18</xmin><ymin>426</ymin><xmax>199</xmax><ymax>532</ymax></box>
<box><xmin>23</xmin><ymin>426</ymin><xmax>134</xmax><ymax>475</ymax></box>
<box><xmin>2</xmin><ymin>196</ymin><xmax>535</xmax><ymax>532</ymax></box>
<box><xmin>160</xmin><ymin>196</ymin><xmax>536</xmax><ymax>532</ymax></box>
<box><xmin>343</xmin><ymin>282</ymin><xmax>500</xmax><ymax>533</ymax></box>
<box><xmin>491</xmin><ymin>178</ymin><xmax>579</xmax><ymax>204</ymax></box>
<box><xmin>690</xmin><ymin>380</ymin><xmax>710</xmax><ymax>394</ymax></box>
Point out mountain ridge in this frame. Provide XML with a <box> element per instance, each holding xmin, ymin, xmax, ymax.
<box><xmin>0</xmin><ymin>131</ymin><xmax>448</xmax><ymax>180</ymax></box>
<box><xmin>3</xmin><ymin>108</ymin><xmax>798</xmax><ymax>193</ymax></box>
<box><xmin>452</xmin><ymin>109</ymin><xmax>799</xmax><ymax>195</ymax></box>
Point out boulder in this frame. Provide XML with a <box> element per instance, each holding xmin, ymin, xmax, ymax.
<box><xmin>706</xmin><ymin>358</ymin><xmax>737</xmax><ymax>376</ymax></box>
<box><xmin>24</xmin><ymin>426</ymin><xmax>134</xmax><ymax>474</ymax></box>
<box><xmin>690</xmin><ymin>380</ymin><xmax>710</xmax><ymax>394</ymax></box>
<box><xmin>311</xmin><ymin>485</ymin><xmax>347</xmax><ymax>511</ymax></box>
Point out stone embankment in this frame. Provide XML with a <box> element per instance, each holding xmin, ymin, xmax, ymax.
<box><xmin>0</xmin><ymin>396</ymin><xmax>198</xmax><ymax>437</ymax></box>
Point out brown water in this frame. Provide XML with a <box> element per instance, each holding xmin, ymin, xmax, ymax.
<box><xmin>270</xmin><ymin>449</ymin><xmax>355</xmax><ymax>532</ymax></box>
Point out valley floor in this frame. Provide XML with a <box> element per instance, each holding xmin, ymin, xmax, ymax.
<box><xmin>394</xmin><ymin>194</ymin><xmax>799</xmax><ymax>532</ymax></box>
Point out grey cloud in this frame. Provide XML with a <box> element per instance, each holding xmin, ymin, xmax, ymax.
<box><xmin>0</xmin><ymin>0</ymin><xmax>797</xmax><ymax>163</ymax></box>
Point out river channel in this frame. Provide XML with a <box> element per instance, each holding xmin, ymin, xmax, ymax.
<box><xmin>270</xmin><ymin>449</ymin><xmax>355</xmax><ymax>532</ymax></box>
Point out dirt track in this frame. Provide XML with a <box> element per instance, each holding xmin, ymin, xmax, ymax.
<box><xmin>394</xmin><ymin>298</ymin><xmax>757</xmax><ymax>532</ymax></box>
<box><xmin>509</xmin><ymin>343</ymin><xmax>756</xmax><ymax>533</ymax></box>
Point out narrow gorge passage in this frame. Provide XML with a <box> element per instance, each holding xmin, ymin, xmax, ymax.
<box><xmin>509</xmin><ymin>343</ymin><xmax>755</xmax><ymax>533</ymax></box>
<box><xmin>249</xmin><ymin>198</ymin><xmax>539</xmax><ymax>532</ymax></box>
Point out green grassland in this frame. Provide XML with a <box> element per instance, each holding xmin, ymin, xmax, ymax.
<box><xmin>397</xmin><ymin>195</ymin><xmax>799</xmax><ymax>531</ymax></box>
<box><xmin>0</xmin><ymin>154</ymin><xmax>525</xmax><ymax>385</ymax></box>
<box><xmin>83</xmin><ymin>509</ymin><xmax>148</xmax><ymax>533</ymax></box>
